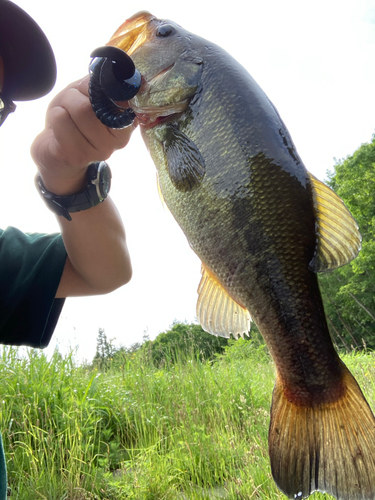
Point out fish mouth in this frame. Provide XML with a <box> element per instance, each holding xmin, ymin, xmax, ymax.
<box><xmin>107</xmin><ymin>12</ymin><xmax>190</xmax><ymax>128</ymax></box>
<box><xmin>131</xmin><ymin>63</ymin><xmax>190</xmax><ymax>128</ymax></box>
<box><xmin>130</xmin><ymin>99</ymin><xmax>190</xmax><ymax>129</ymax></box>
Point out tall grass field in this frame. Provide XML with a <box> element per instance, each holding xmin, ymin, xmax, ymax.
<box><xmin>0</xmin><ymin>340</ymin><xmax>373</xmax><ymax>499</ymax></box>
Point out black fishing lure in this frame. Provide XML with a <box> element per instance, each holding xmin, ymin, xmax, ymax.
<box><xmin>89</xmin><ymin>46</ymin><xmax>141</xmax><ymax>129</ymax></box>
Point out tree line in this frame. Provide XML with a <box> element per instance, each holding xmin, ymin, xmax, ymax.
<box><xmin>92</xmin><ymin>323</ymin><xmax>237</xmax><ymax>371</ymax></box>
<box><xmin>318</xmin><ymin>134</ymin><xmax>375</xmax><ymax>350</ymax></box>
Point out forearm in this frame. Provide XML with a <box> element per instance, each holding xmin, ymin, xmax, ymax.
<box><xmin>55</xmin><ymin>196</ymin><xmax>132</xmax><ymax>297</ymax></box>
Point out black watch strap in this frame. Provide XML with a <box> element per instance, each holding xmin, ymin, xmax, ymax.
<box><xmin>35</xmin><ymin>161</ymin><xmax>112</xmax><ymax>221</ymax></box>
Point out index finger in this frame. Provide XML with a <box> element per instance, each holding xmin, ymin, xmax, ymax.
<box><xmin>78</xmin><ymin>75</ymin><xmax>138</xmax><ymax>133</ymax></box>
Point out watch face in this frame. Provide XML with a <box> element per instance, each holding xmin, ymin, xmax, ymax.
<box><xmin>99</xmin><ymin>164</ymin><xmax>112</xmax><ymax>198</ymax></box>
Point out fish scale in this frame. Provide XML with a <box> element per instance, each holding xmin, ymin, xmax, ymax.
<box><xmin>103</xmin><ymin>11</ymin><xmax>375</xmax><ymax>499</ymax></box>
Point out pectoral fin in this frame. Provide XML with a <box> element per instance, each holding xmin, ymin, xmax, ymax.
<box><xmin>308</xmin><ymin>173</ymin><xmax>361</xmax><ymax>272</ymax></box>
<box><xmin>163</xmin><ymin>125</ymin><xmax>205</xmax><ymax>192</ymax></box>
<box><xmin>197</xmin><ymin>264</ymin><xmax>250</xmax><ymax>339</ymax></box>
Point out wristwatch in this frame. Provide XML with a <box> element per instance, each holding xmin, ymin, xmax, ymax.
<box><xmin>35</xmin><ymin>161</ymin><xmax>112</xmax><ymax>221</ymax></box>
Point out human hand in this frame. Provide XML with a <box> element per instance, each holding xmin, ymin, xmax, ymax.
<box><xmin>31</xmin><ymin>75</ymin><xmax>135</xmax><ymax>195</ymax></box>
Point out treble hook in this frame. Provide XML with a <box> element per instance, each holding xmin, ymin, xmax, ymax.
<box><xmin>89</xmin><ymin>46</ymin><xmax>141</xmax><ymax>129</ymax></box>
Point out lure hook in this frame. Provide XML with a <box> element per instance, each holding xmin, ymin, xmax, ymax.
<box><xmin>88</xmin><ymin>46</ymin><xmax>141</xmax><ymax>129</ymax></box>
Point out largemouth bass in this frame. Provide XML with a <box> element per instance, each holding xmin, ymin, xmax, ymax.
<box><xmin>105</xmin><ymin>12</ymin><xmax>375</xmax><ymax>499</ymax></box>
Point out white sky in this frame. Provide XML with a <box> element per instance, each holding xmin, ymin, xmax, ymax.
<box><xmin>1</xmin><ymin>0</ymin><xmax>375</xmax><ymax>362</ymax></box>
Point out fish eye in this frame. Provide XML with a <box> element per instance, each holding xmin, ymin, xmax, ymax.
<box><xmin>156</xmin><ymin>24</ymin><xmax>175</xmax><ymax>37</ymax></box>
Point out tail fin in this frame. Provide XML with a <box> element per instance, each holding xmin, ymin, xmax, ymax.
<box><xmin>269</xmin><ymin>367</ymin><xmax>375</xmax><ymax>500</ymax></box>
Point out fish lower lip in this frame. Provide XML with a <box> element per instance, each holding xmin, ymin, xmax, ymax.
<box><xmin>131</xmin><ymin>99</ymin><xmax>189</xmax><ymax>127</ymax></box>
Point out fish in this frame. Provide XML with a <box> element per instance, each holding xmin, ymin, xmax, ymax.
<box><xmin>105</xmin><ymin>12</ymin><xmax>375</xmax><ymax>499</ymax></box>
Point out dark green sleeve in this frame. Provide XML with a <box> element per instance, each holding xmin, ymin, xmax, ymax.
<box><xmin>0</xmin><ymin>227</ymin><xmax>67</xmax><ymax>348</ymax></box>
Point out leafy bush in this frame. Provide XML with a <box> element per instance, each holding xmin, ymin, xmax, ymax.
<box><xmin>144</xmin><ymin>321</ymin><xmax>229</xmax><ymax>367</ymax></box>
<box><xmin>319</xmin><ymin>134</ymin><xmax>375</xmax><ymax>350</ymax></box>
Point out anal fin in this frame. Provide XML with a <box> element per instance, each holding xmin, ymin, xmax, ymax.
<box><xmin>269</xmin><ymin>366</ymin><xmax>375</xmax><ymax>499</ymax></box>
<box><xmin>196</xmin><ymin>264</ymin><xmax>250</xmax><ymax>339</ymax></box>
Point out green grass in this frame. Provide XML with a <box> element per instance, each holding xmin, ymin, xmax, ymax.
<box><xmin>0</xmin><ymin>342</ymin><xmax>373</xmax><ymax>499</ymax></box>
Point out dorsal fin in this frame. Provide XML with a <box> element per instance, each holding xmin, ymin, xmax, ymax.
<box><xmin>308</xmin><ymin>173</ymin><xmax>361</xmax><ymax>272</ymax></box>
<box><xmin>196</xmin><ymin>264</ymin><xmax>250</xmax><ymax>339</ymax></box>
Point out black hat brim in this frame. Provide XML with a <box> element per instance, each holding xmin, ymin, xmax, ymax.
<box><xmin>0</xmin><ymin>0</ymin><xmax>57</xmax><ymax>101</ymax></box>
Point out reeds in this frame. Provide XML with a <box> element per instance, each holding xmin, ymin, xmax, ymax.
<box><xmin>0</xmin><ymin>342</ymin><xmax>373</xmax><ymax>499</ymax></box>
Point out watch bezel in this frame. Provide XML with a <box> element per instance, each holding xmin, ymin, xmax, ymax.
<box><xmin>88</xmin><ymin>161</ymin><xmax>112</xmax><ymax>201</ymax></box>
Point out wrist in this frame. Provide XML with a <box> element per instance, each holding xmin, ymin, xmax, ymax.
<box><xmin>35</xmin><ymin>162</ymin><xmax>112</xmax><ymax>221</ymax></box>
<box><xmin>37</xmin><ymin>168</ymin><xmax>88</xmax><ymax>196</ymax></box>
